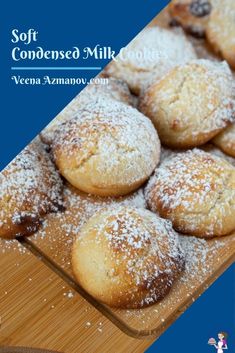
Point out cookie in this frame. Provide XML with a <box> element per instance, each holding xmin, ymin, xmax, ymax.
<box><xmin>169</xmin><ymin>0</ymin><xmax>212</xmax><ymax>37</ymax></box>
<box><xmin>201</xmin><ymin>143</ymin><xmax>235</xmax><ymax>166</ymax></box>
<box><xmin>52</xmin><ymin>98</ymin><xmax>160</xmax><ymax>197</ymax></box>
<box><xmin>40</xmin><ymin>78</ymin><xmax>135</xmax><ymax>145</ymax></box>
<box><xmin>105</xmin><ymin>26</ymin><xmax>196</xmax><ymax>95</ymax></box>
<box><xmin>0</xmin><ymin>139</ymin><xmax>63</xmax><ymax>239</ymax></box>
<box><xmin>139</xmin><ymin>59</ymin><xmax>235</xmax><ymax>148</ymax></box>
<box><xmin>213</xmin><ymin>123</ymin><xmax>235</xmax><ymax>157</ymax></box>
<box><xmin>206</xmin><ymin>0</ymin><xmax>235</xmax><ymax>69</ymax></box>
<box><xmin>72</xmin><ymin>206</ymin><xmax>185</xmax><ymax>308</ymax></box>
<box><xmin>146</xmin><ymin>149</ymin><xmax>235</xmax><ymax>238</ymax></box>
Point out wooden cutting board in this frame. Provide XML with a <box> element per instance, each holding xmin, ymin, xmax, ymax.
<box><xmin>2</xmin><ymin>5</ymin><xmax>235</xmax><ymax>343</ymax></box>
<box><xmin>0</xmin><ymin>238</ymin><xmax>155</xmax><ymax>352</ymax></box>
<box><xmin>25</xmin><ymin>182</ymin><xmax>235</xmax><ymax>338</ymax></box>
<box><xmin>23</xmin><ymin>6</ymin><xmax>235</xmax><ymax>339</ymax></box>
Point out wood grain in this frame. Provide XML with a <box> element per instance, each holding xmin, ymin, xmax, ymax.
<box><xmin>0</xmin><ymin>238</ymin><xmax>155</xmax><ymax>353</ymax></box>
<box><xmin>25</xmin><ymin>7</ymin><xmax>235</xmax><ymax>337</ymax></box>
<box><xmin>1</xmin><ymin>6</ymin><xmax>235</xmax><ymax>348</ymax></box>
<box><xmin>26</xmin><ymin>183</ymin><xmax>235</xmax><ymax>337</ymax></box>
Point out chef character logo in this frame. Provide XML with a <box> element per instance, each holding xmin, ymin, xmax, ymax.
<box><xmin>208</xmin><ymin>332</ymin><xmax>228</xmax><ymax>352</ymax></box>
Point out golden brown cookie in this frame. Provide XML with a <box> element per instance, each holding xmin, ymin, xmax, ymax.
<box><xmin>206</xmin><ymin>0</ymin><xmax>235</xmax><ymax>69</ymax></box>
<box><xmin>72</xmin><ymin>206</ymin><xmax>185</xmax><ymax>308</ymax></box>
<box><xmin>40</xmin><ymin>78</ymin><xmax>135</xmax><ymax>145</ymax></box>
<box><xmin>105</xmin><ymin>26</ymin><xmax>196</xmax><ymax>95</ymax></box>
<box><xmin>146</xmin><ymin>149</ymin><xmax>235</xmax><ymax>238</ymax></box>
<box><xmin>52</xmin><ymin>99</ymin><xmax>160</xmax><ymax>197</ymax></box>
<box><xmin>169</xmin><ymin>0</ymin><xmax>212</xmax><ymax>37</ymax></box>
<box><xmin>0</xmin><ymin>139</ymin><xmax>63</xmax><ymax>239</ymax></box>
<box><xmin>213</xmin><ymin>124</ymin><xmax>235</xmax><ymax>157</ymax></box>
<box><xmin>139</xmin><ymin>59</ymin><xmax>235</xmax><ymax>148</ymax></box>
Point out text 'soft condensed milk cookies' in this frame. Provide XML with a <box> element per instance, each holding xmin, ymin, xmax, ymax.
<box><xmin>105</xmin><ymin>26</ymin><xmax>196</xmax><ymax>95</ymax></box>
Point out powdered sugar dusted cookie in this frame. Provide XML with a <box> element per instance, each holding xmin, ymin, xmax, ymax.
<box><xmin>0</xmin><ymin>139</ymin><xmax>63</xmax><ymax>239</ymax></box>
<box><xmin>52</xmin><ymin>98</ymin><xmax>161</xmax><ymax>197</ymax></box>
<box><xmin>206</xmin><ymin>0</ymin><xmax>235</xmax><ymax>69</ymax></box>
<box><xmin>169</xmin><ymin>0</ymin><xmax>212</xmax><ymax>37</ymax></box>
<box><xmin>139</xmin><ymin>59</ymin><xmax>235</xmax><ymax>148</ymax></box>
<box><xmin>105</xmin><ymin>26</ymin><xmax>196</xmax><ymax>95</ymax></box>
<box><xmin>40</xmin><ymin>78</ymin><xmax>135</xmax><ymax>145</ymax></box>
<box><xmin>201</xmin><ymin>143</ymin><xmax>235</xmax><ymax>166</ymax></box>
<box><xmin>146</xmin><ymin>149</ymin><xmax>235</xmax><ymax>238</ymax></box>
<box><xmin>213</xmin><ymin>124</ymin><xmax>235</xmax><ymax>157</ymax></box>
<box><xmin>169</xmin><ymin>0</ymin><xmax>235</xmax><ymax>69</ymax></box>
<box><xmin>72</xmin><ymin>206</ymin><xmax>185</xmax><ymax>308</ymax></box>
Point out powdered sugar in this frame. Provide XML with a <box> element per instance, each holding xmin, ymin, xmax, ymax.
<box><xmin>93</xmin><ymin>206</ymin><xmax>182</xmax><ymax>258</ymax></box>
<box><xmin>146</xmin><ymin>148</ymin><xmax>235</xmax><ymax>236</ymax></box>
<box><xmin>30</xmin><ymin>183</ymin><xmax>147</xmax><ymax>268</ymax></box>
<box><xmin>106</xmin><ymin>26</ymin><xmax>196</xmax><ymax>93</ymax></box>
<box><xmin>147</xmin><ymin>149</ymin><xmax>225</xmax><ymax>210</ymax></box>
<box><xmin>122</xmin><ymin>233</ymin><xmax>228</xmax><ymax>327</ymax></box>
<box><xmin>76</xmin><ymin>206</ymin><xmax>184</xmax><ymax>307</ymax></box>
<box><xmin>179</xmin><ymin>235</ymin><xmax>224</xmax><ymax>282</ymax></box>
<box><xmin>201</xmin><ymin>144</ymin><xmax>235</xmax><ymax>166</ymax></box>
<box><xmin>0</xmin><ymin>138</ymin><xmax>63</xmax><ymax>236</ymax></box>
<box><xmin>207</xmin><ymin>0</ymin><xmax>235</xmax><ymax>45</ymax></box>
<box><xmin>0</xmin><ymin>238</ymin><xmax>28</xmax><ymax>254</ymax></box>
<box><xmin>140</xmin><ymin>59</ymin><xmax>235</xmax><ymax>149</ymax></box>
<box><xmin>52</xmin><ymin>98</ymin><xmax>160</xmax><ymax>187</ymax></box>
<box><xmin>40</xmin><ymin>78</ymin><xmax>134</xmax><ymax>145</ymax></box>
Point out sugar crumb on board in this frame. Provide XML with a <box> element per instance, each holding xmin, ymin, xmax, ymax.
<box><xmin>29</xmin><ymin>178</ymin><xmax>233</xmax><ymax>328</ymax></box>
<box><xmin>63</xmin><ymin>290</ymin><xmax>74</xmax><ymax>299</ymax></box>
<box><xmin>0</xmin><ymin>238</ymin><xmax>28</xmax><ymax>255</ymax></box>
<box><xmin>30</xmin><ymin>183</ymin><xmax>147</xmax><ymax>269</ymax></box>
<box><xmin>84</xmin><ymin>321</ymin><xmax>104</xmax><ymax>333</ymax></box>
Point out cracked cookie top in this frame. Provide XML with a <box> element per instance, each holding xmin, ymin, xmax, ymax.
<box><xmin>52</xmin><ymin>98</ymin><xmax>160</xmax><ymax>197</ymax></box>
<box><xmin>104</xmin><ymin>26</ymin><xmax>196</xmax><ymax>95</ymax></box>
<box><xmin>40</xmin><ymin>78</ymin><xmax>135</xmax><ymax>146</ymax></box>
<box><xmin>145</xmin><ymin>149</ymin><xmax>235</xmax><ymax>238</ymax></box>
<box><xmin>139</xmin><ymin>59</ymin><xmax>235</xmax><ymax>148</ymax></box>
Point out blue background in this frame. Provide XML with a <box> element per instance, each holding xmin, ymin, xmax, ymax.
<box><xmin>1</xmin><ymin>0</ymin><xmax>170</xmax><ymax>170</ymax></box>
<box><xmin>147</xmin><ymin>264</ymin><xmax>235</xmax><ymax>352</ymax></box>
<box><xmin>1</xmin><ymin>1</ymin><xmax>234</xmax><ymax>352</ymax></box>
